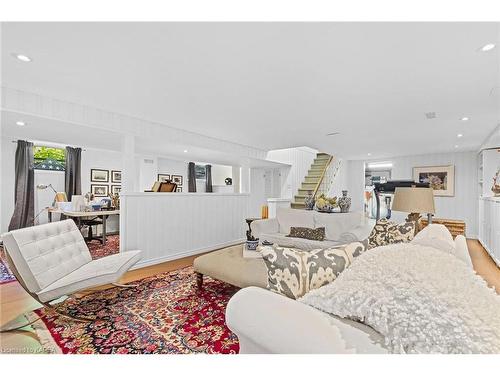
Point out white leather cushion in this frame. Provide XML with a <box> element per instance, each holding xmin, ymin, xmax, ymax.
<box><xmin>276</xmin><ymin>208</ymin><xmax>315</xmax><ymax>235</ymax></box>
<box><xmin>412</xmin><ymin>224</ymin><xmax>455</xmax><ymax>254</ymax></box>
<box><xmin>37</xmin><ymin>250</ymin><xmax>141</xmax><ymax>302</ymax></box>
<box><xmin>2</xmin><ymin>220</ymin><xmax>91</xmax><ymax>292</ymax></box>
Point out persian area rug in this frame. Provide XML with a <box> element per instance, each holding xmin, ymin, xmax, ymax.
<box><xmin>87</xmin><ymin>234</ymin><xmax>120</xmax><ymax>259</ymax></box>
<box><xmin>29</xmin><ymin>266</ymin><xmax>240</xmax><ymax>354</ymax></box>
<box><xmin>0</xmin><ymin>252</ymin><xmax>16</xmax><ymax>285</ymax></box>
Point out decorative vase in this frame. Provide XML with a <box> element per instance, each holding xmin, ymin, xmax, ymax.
<box><xmin>304</xmin><ymin>191</ymin><xmax>315</xmax><ymax>210</ymax></box>
<box><xmin>338</xmin><ymin>190</ymin><xmax>351</xmax><ymax>213</ymax></box>
<box><xmin>246</xmin><ymin>240</ymin><xmax>259</xmax><ymax>251</ymax></box>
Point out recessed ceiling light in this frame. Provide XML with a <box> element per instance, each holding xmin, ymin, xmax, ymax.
<box><xmin>367</xmin><ymin>153</ymin><xmax>372</xmax><ymax>156</ymax></box>
<box><xmin>12</xmin><ymin>53</ymin><xmax>32</xmax><ymax>62</ymax></box>
<box><xmin>16</xmin><ymin>121</ymin><xmax>26</xmax><ymax>126</ymax></box>
<box><xmin>454</xmin><ymin>145</ymin><xmax>459</xmax><ymax>148</ymax></box>
<box><xmin>457</xmin><ymin>133</ymin><xmax>463</xmax><ymax>138</ymax></box>
<box><xmin>460</xmin><ymin>117</ymin><xmax>469</xmax><ymax>121</ymax></box>
<box><xmin>183</xmin><ymin>149</ymin><xmax>188</xmax><ymax>153</ymax></box>
<box><xmin>480</xmin><ymin>43</ymin><xmax>495</xmax><ymax>52</ymax></box>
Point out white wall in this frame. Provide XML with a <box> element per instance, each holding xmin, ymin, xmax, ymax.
<box><xmin>34</xmin><ymin>170</ymin><xmax>65</xmax><ymax>225</ymax></box>
<box><xmin>137</xmin><ymin>156</ymin><xmax>158</xmax><ymax>192</ymax></box>
<box><xmin>345</xmin><ymin>160</ymin><xmax>366</xmax><ymax>213</ymax></box>
<box><xmin>349</xmin><ymin>152</ymin><xmax>478</xmax><ymax>237</ymax></box>
<box><xmin>212</xmin><ymin>164</ymin><xmax>232</xmax><ymax>186</ymax></box>
<box><xmin>157</xmin><ymin>157</ymin><xmax>188</xmax><ymax>192</ymax></box>
<box><xmin>266</xmin><ymin>146</ymin><xmax>317</xmax><ymax>199</ymax></box>
<box><xmin>1</xmin><ymin>138</ymin><xmax>16</xmax><ymax>233</ymax></box>
<box><xmin>120</xmin><ymin>193</ymin><xmax>248</xmax><ymax>268</ymax></box>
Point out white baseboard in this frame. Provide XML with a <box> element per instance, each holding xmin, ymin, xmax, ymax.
<box><xmin>129</xmin><ymin>238</ymin><xmax>246</xmax><ymax>270</ymax></box>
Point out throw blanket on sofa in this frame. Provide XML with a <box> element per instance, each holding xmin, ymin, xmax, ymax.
<box><xmin>299</xmin><ymin>243</ymin><xmax>500</xmax><ymax>353</ymax></box>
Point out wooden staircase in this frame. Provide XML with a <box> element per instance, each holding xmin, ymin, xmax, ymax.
<box><xmin>291</xmin><ymin>153</ymin><xmax>333</xmax><ymax>209</ymax></box>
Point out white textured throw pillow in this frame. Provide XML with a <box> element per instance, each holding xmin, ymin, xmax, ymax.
<box><xmin>412</xmin><ymin>224</ymin><xmax>455</xmax><ymax>254</ymax></box>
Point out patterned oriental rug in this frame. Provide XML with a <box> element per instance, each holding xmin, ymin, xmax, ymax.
<box><xmin>29</xmin><ymin>266</ymin><xmax>240</xmax><ymax>354</ymax></box>
<box><xmin>0</xmin><ymin>256</ymin><xmax>16</xmax><ymax>285</ymax></box>
<box><xmin>0</xmin><ymin>235</ymin><xmax>120</xmax><ymax>285</ymax></box>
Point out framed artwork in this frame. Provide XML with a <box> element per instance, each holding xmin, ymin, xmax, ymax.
<box><xmin>157</xmin><ymin>174</ymin><xmax>171</xmax><ymax>182</ymax></box>
<box><xmin>176</xmin><ymin>187</ymin><xmax>183</xmax><ymax>192</ymax></box>
<box><xmin>111</xmin><ymin>185</ymin><xmax>121</xmax><ymax>195</ymax></box>
<box><xmin>91</xmin><ymin>184</ymin><xmax>109</xmax><ymax>197</ymax></box>
<box><xmin>413</xmin><ymin>165</ymin><xmax>455</xmax><ymax>197</ymax></box>
<box><xmin>172</xmin><ymin>175</ymin><xmax>183</xmax><ymax>186</ymax></box>
<box><xmin>91</xmin><ymin>169</ymin><xmax>109</xmax><ymax>183</ymax></box>
<box><xmin>111</xmin><ymin>170</ymin><xmax>122</xmax><ymax>183</ymax></box>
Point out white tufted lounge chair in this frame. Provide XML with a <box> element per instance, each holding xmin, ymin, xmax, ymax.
<box><xmin>1</xmin><ymin>219</ymin><xmax>141</xmax><ymax>332</ymax></box>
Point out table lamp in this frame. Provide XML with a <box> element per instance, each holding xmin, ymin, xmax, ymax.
<box><xmin>392</xmin><ymin>187</ymin><xmax>435</xmax><ymax>230</ymax></box>
<box><xmin>36</xmin><ymin>184</ymin><xmax>68</xmax><ymax>207</ymax></box>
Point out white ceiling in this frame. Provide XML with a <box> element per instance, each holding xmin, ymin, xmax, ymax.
<box><xmin>2</xmin><ymin>22</ymin><xmax>499</xmax><ymax>159</ymax></box>
<box><xmin>1</xmin><ymin>110</ymin><xmax>289</xmax><ymax>169</ymax></box>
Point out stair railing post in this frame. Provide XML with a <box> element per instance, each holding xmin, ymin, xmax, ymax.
<box><xmin>312</xmin><ymin>155</ymin><xmax>334</xmax><ymax>199</ymax></box>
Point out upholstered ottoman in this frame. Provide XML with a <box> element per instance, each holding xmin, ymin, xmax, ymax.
<box><xmin>193</xmin><ymin>245</ymin><xmax>267</xmax><ymax>289</ymax></box>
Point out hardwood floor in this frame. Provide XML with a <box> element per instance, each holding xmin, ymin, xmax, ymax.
<box><xmin>0</xmin><ymin>240</ymin><xmax>499</xmax><ymax>354</ymax></box>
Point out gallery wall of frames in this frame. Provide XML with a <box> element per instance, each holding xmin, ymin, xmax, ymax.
<box><xmin>90</xmin><ymin>168</ymin><xmax>122</xmax><ymax>196</ymax></box>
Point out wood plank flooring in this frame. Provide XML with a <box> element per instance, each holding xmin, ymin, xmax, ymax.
<box><xmin>0</xmin><ymin>240</ymin><xmax>498</xmax><ymax>354</ymax></box>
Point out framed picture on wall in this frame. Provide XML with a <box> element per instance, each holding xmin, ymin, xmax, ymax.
<box><xmin>91</xmin><ymin>184</ymin><xmax>109</xmax><ymax>197</ymax></box>
<box><xmin>413</xmin><ymin>165</ymin><xmax>455</xmax><ymax>197</ymax></box>
<box><xmin>111</xmin><ymin>170</ymin><xmax>122</xmax><ymax>183</ymax></box>
<box><xmin>172</xmin><ymin>175</ymin><xmax>183</xmax><ymax>186</ymax></box>
<box><xmin>157</xmin><ymin>174</ymin><xmax>170</xmax><ymax>182</ymax></box>
<box><xmin>111</xmin><ymin>185</ymin><xmax>121</xmax><ymax>195</ymax></box>
<box><xmin>176</xmin><ymin>187</ymin><xmax>182</xmax><ymax>192</ymax></box>
<box><xmin>91</xmin><ymin>169</ymin><xmax>109</xmax><ymax>183</ymax></box>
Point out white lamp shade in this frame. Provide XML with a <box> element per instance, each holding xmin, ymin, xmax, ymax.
<box><xmin>392</xmin><ymin>187</ymin><xmax>435</xmax><ymax>214</ymax></box>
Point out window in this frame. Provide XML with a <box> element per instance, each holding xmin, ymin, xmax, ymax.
<box><xmin>33</xmin><ymin>146</ymin><xmax>65</xmax><ymax>171</ymax></box>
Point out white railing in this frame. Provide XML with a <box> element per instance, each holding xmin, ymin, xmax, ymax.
<box><xmin>314</xmin><ymin>158</ymin><xmax>342</xmax><ymax>198</ymax></box>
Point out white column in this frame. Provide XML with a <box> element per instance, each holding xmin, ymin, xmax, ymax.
<box><xmin>232</xmin><ymin>166</ymin><xmax>241</xmax><ymax>193</ymax></box>
<box><xmin>121</xmin><ymin>134</ymin><xmax>137</xmax><ymax>193</ymax></box>
<box><xmin>240</xmin><ymin>166</ymin><xmax>251</xmax><ymax>194</ymax></box>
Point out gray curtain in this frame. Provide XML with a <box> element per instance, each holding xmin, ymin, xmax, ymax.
<box><xmin>8</xmin><ymin>140</ymin><xmax>35</xmax><ymax>231</ymax></box>
<box><xmin>188</xmin><ymin>162</ymin><xmax>196</xmax><ymax>192</ymax></box>
<box><xmin>65</xmin><ymin>146</ymin><xmax>82</xmax><ymax>201</ymax></box>
<box><xmin>205</xmin><ymin>164</ymin><xmax>213</xmax><ymax>193</ymax></box>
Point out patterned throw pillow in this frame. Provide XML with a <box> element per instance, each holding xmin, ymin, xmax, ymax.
<box><xmin>286</xmin><ymin>226</ymin><xmax>325</xmax><ymax>241</ymax></box>
<box><xmin>259</xmin><ymin>240</ymin><xmax>368</xmax><ymax>299</ymax></box>
<box><xmin>368</xmin><ymin>219</ymin><xmax>415</xmax><ymax>249</ymax></box>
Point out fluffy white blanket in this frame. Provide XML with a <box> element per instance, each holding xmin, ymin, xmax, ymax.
<box><xmin>299</xmin><ymin>243</ymin><xmax>500</xmax><ymax>353</ymax></box>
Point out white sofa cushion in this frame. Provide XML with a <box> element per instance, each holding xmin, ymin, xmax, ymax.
<box><xmin>412</xmin><ymin>224</ymin><xmax>454</xmax><ymax>253</ymax></box>
<box><xmin>276</xmin><ymin>208</ymin><xmax>315</xmax><ymax>235</ymax></box>
<box><xmin>412</xmin><ymin>224</ymin><xmax>472</xmax><ymax>267</ymax></box>
<box><xmin>37</xmin><ymin>250</ymin><xmax>142</xmax><ymax>302</ymax></box>
<box><xmin>259</xmin><ymin>232</ymin><xmax>341</xmax><ymax>251</ymax></box>
<box><xmin>313</xmin><ymin>211</ymin><xmax>365</xmax><ymax>241</ymax></box>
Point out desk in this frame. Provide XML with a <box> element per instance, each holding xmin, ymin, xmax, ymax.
<box><xmin>48</xmin><ymin>208</ymin><xmax>120</xmax><ymax>244</ymax></box>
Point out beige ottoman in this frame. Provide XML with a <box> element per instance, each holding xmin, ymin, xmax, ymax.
<box><xmin>193</xmin><ymin>245</ymin><xmax>267</xmax><ymax>289</ymax></box>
